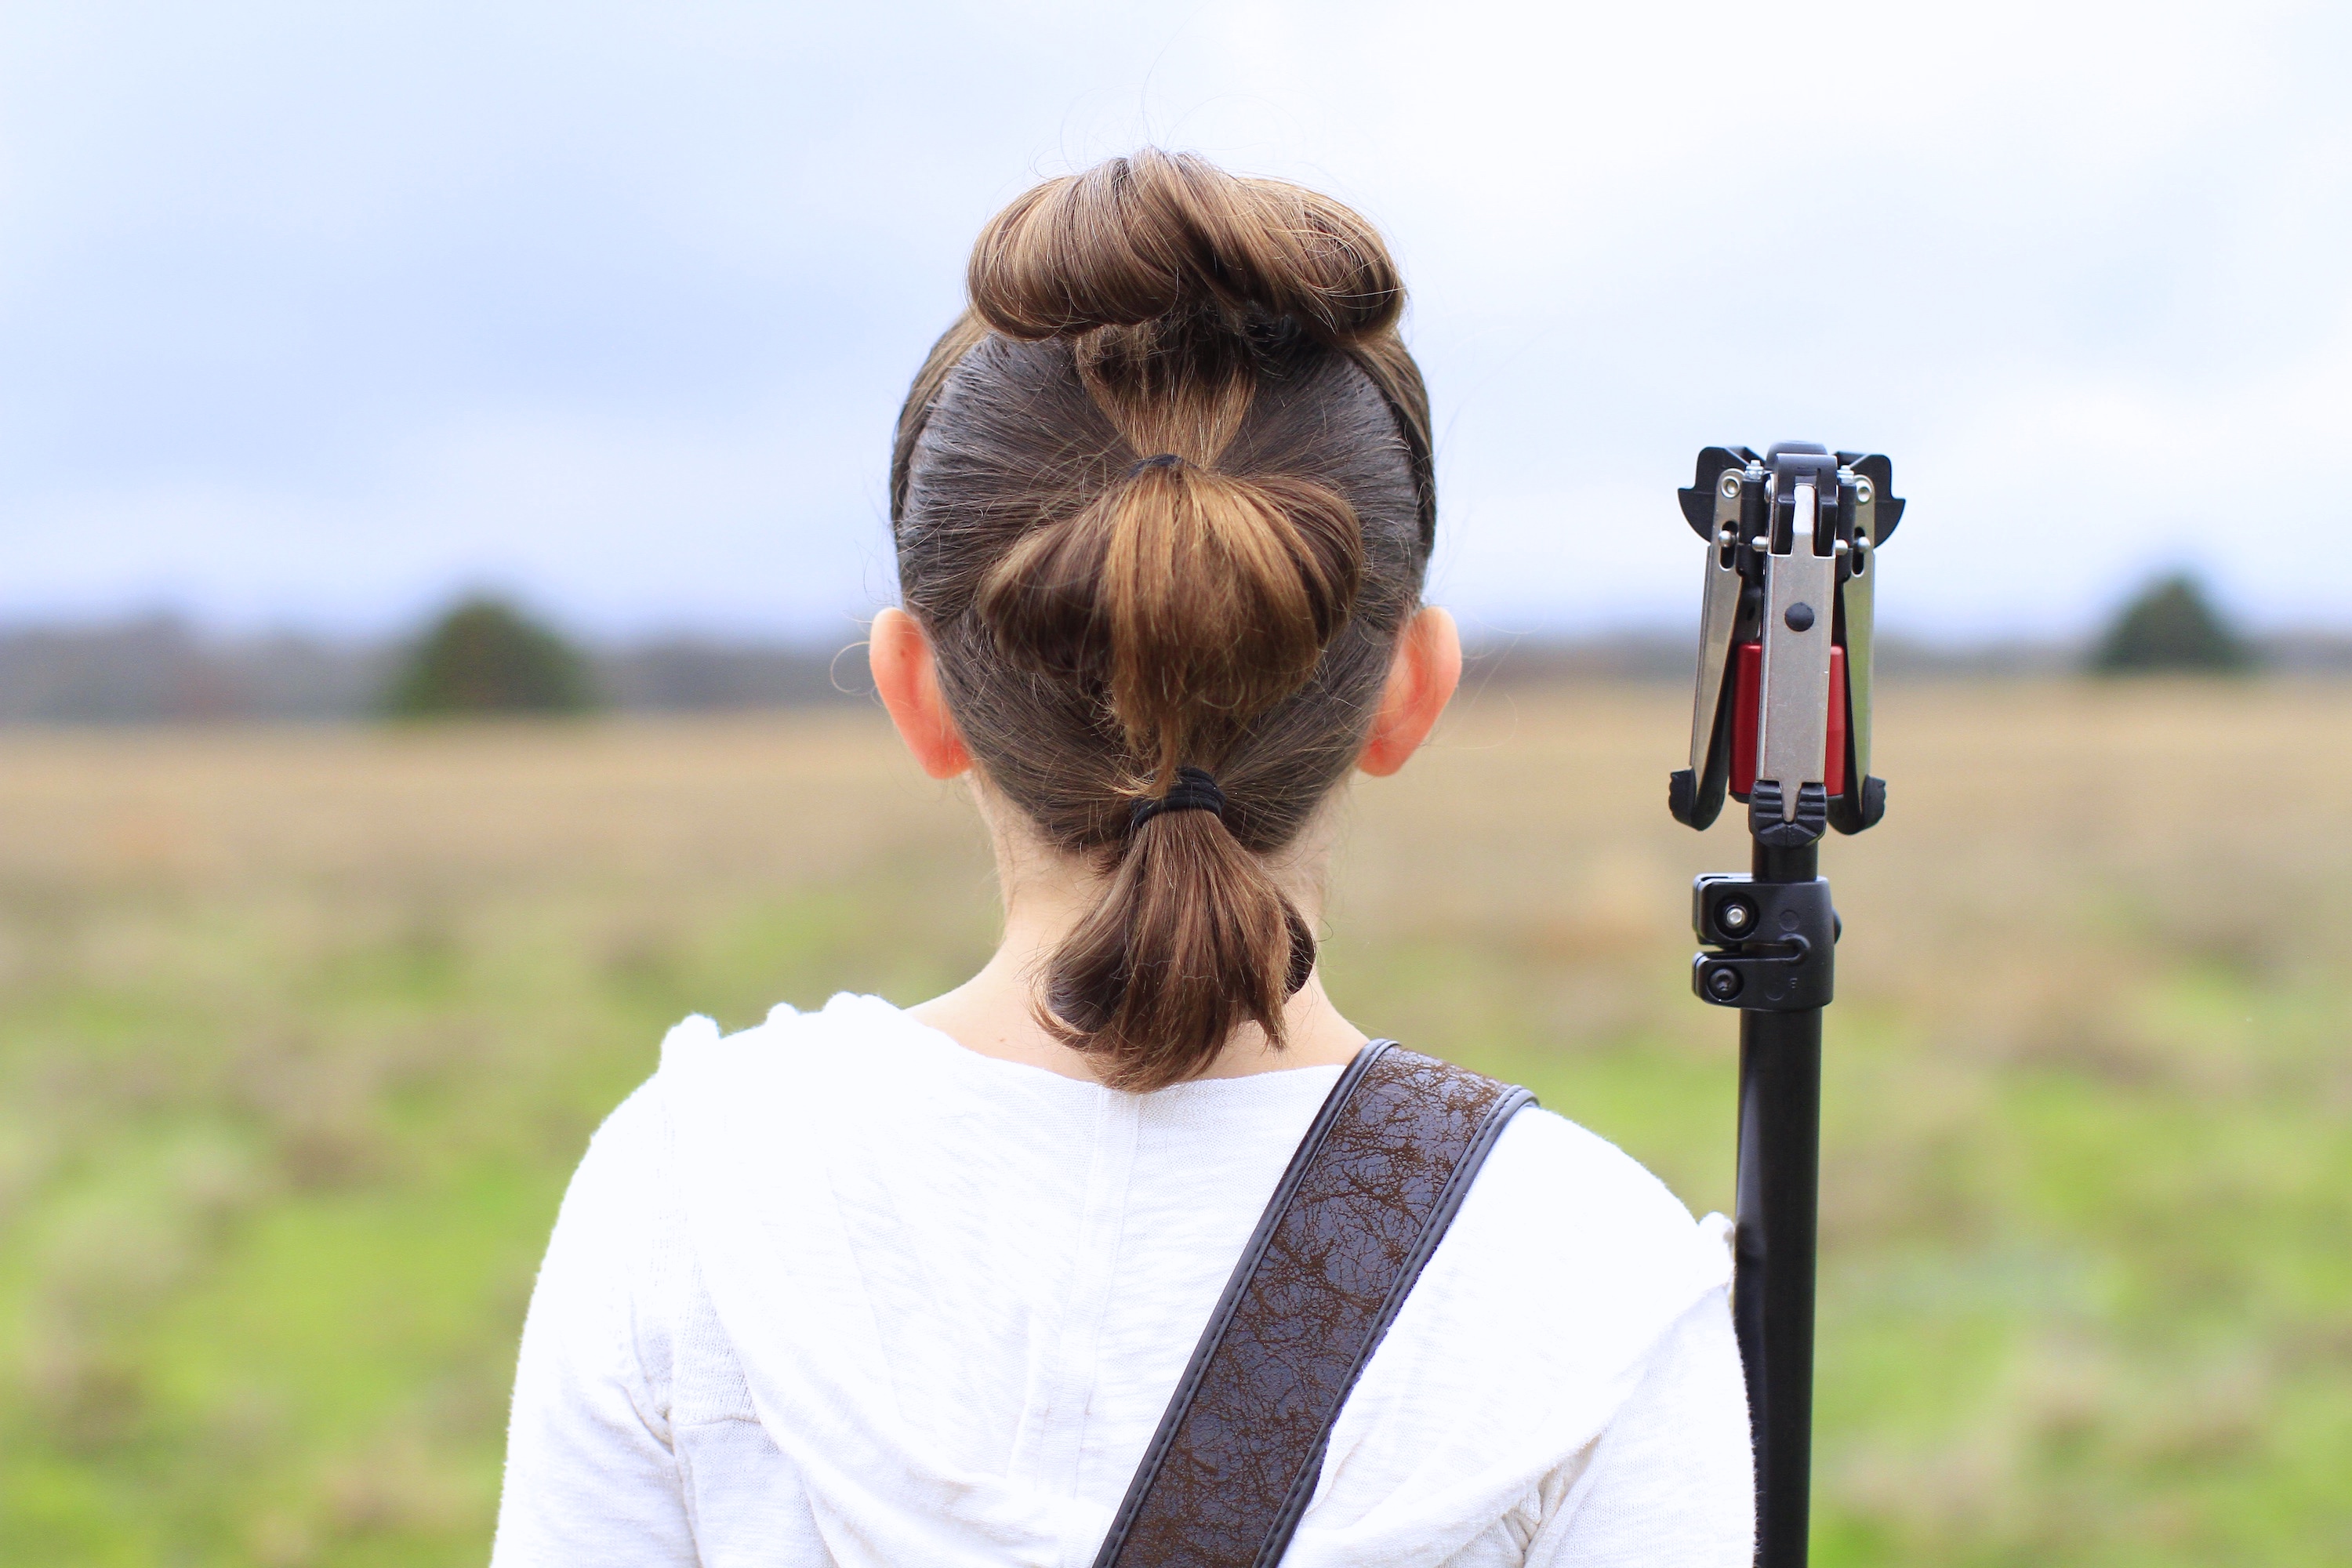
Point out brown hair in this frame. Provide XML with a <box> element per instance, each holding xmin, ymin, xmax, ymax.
<box><xmin>890</xmin><ymin>151</ymin><xmax>1436</xmax><ymax>1091</ymax></box>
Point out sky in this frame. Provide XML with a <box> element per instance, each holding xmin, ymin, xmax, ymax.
<box><xmin>1</xmin><ymin>0</ymin><xmax>2346</xmax><ymax>646</ymax></box>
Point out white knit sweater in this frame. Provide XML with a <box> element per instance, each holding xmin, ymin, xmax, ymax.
<box><xmin>492</xmin><ymin>993</ymin><xmax>1752</xmax><ymax>1566</ymax></box>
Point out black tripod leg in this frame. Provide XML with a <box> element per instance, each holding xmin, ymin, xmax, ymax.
<box><xmin>1737</xmin><ymin>840</ymin><xmax>1821</xmax><ymax>1568</ymax></box>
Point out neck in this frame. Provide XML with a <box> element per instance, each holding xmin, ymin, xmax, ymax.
<box><xmin>909</xmin><ymin>805</ymin><xmax>1368</xmax><ymax>1085</ymax></box>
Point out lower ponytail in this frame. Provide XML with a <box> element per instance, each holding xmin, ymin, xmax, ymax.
<box><xmin>1044</xmin><ymin>805</ymin><xmax>1316</xmax><ymax>1091</ymax></box>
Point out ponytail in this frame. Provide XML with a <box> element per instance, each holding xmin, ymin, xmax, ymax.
<box><xmin>976</xmin><ymin>452</ymin><xmax>1358</xmax><ymax>1084</ymax></box>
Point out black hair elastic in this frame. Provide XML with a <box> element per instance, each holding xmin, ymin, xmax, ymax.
<box><xmin>1130</xmin><ymin>767</ymin><xmax>1225</xmax><ymax>833</ymax></box>
<box><xmin>1128</xmin><ymin>452</ymin><xmax>1185</xmax><ymax>477</ymax></box>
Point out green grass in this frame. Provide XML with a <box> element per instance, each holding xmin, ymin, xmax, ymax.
<box><xmin>0</xmin><ymin>687</ymin><xmax>2346</xmax><ymax>1564</ymax></box>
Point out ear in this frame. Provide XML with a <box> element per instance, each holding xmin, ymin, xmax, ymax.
<box><xmin>869</xmin><ymin>608</ymin><xmax>972</xmax><ymax>780</ymax></box>
<box><xmin>1357</xmin><ymin>606</ymin><xmax>1462</xmax><ymax>778</ymax></box>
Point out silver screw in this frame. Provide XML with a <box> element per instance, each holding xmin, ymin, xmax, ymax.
<box><xmin>1719</xmin><ymin>474</ymin><xmax>1740</xmax><ymax>499</ymax></box>
<box><xmin>1855</xmin><ymin>478</ymin><xmax>1874</xmax><ymax>503</ymax></box>
<box><xmin>1719</xmin><ymin>900</ymin><xmax>1755</xmax><ymax>933</ymax></box>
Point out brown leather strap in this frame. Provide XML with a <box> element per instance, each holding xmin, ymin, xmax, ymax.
<box><xmin>1093</xmin><ymin>1040</ymin><xmax>1534</xmax><ymax>1568</ymax></box>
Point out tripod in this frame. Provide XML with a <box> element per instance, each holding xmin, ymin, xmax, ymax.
<box><xmin>1668</xmin><ymin>443</ymin><xmax>1904</xmax><ymax>1568</ymax></box>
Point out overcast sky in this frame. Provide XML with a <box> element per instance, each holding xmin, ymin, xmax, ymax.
<box><xmin>2</xmin><ymin>0</ymin><xmax>2345</xmax><ymax>644</ymax></box>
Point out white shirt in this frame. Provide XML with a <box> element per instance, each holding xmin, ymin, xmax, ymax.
<box><xmin>493</xmin><ymin>993</ymin><xmax>1752</xmax><ymax>1566</ymax></box>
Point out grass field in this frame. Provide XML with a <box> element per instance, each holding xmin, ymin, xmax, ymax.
<box><xmin>1</xmin><ymin>679</ymin><xmax>2347</xmax><ymax>1566</ymax></box>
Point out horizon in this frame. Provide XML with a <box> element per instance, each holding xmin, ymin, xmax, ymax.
<box><xmin>6</xmin><ymin>581</ymin><xmax>2343</xmax><ymax>657</ymax></box>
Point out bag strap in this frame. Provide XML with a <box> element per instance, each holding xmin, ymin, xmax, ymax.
<box><xmin>1091</xmin><ymin>1040</ymin><xmax>1534</xmax><ymax>1568</ymax></box>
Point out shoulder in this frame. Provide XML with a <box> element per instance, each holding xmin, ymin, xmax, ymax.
<box><xmin>552</xmin><ymin>1074</ymin><xmax>676</xmax><ymax>1247</ymax></box>
<box><xmin>539</xmin><ymin>1000</ymin><xmax>846</xmax><ymax>1296</ymax></box>
<box><xmin>1465</xmin><ymin>1104</ymin><xmax>1730</xmax><ymax>1301</ymax></box>
<box><xmin>1374</xmin><ymin>1098</ymin><xmax>1732</xmax><ymax>1395</ymax></box>
<box><xmin>652</xmin><ymin>992</ymin><xmax>927</xmax><ymax>1113</ymax></box>
<box><xmin>1302</xmin><ymin>1098</ymin><xmax>1739</xmax><ymax>1551</ymax></box>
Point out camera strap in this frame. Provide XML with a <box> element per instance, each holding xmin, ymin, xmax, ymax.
<box><xmin>1091</xmin><ymin>1040</ymin><xmax>1534</xmax><ymax>1568</ymax></box>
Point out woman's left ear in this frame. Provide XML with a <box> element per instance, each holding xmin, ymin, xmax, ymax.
<box><xmin>869</xmin><ymin>608</ymin><xmax>973</xmax><ymax>780</ymax></box>
<box><xmin>1357</xmin><ymin>606</ymin><xmax>1462</xmax><ymax>777</ymax></box>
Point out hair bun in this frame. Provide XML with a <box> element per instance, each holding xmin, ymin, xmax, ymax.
<box><xmin>967</xmin><ymin>149</ymin><xmax>1403</xmax><ymax>347</ymax></box>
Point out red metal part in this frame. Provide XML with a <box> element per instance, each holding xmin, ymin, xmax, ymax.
<box><xmin>1730</xmin><ymin>642</ymin><xmax>1846</xmax><ymax>798</ymax></box>
<box><xmin>1826</xmin><ymin>645</ymin><xmax>1848</xmax><ymax>797</ymax></box>
<box><xmin>1731</xmin><ymin>642</ymin><xmax>1760</xmax><ymax>796</ymax></box>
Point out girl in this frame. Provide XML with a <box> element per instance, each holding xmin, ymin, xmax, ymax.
<box><xmin>493</xmin><ymin>150</ymin><xmax>1751</xmax><ymax>1566</ymax></box>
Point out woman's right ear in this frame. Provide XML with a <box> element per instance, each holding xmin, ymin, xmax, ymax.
<box><xmin>870</xmin><ymin>608</ymin><xmax>973</xmax><ymax>780</ymax></box>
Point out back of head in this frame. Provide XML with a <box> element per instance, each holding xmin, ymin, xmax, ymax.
<box><xmin>891</xmin><ymin>150</ymin><xmax>1435</xmax><ymax>1091</ymax></box>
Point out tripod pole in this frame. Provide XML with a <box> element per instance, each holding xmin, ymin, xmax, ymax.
<box><xmin>1736</xmin><ymin>839</ymin><xmax>1821</xmax><ymax>1568</ymax></box>
<box><xmin>1668</xmin><ymin>442</ymin><xmax>1904</xmax><ymax>1568</ymax></box>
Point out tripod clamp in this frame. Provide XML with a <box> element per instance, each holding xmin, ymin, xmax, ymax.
<box><xmin>1692</xmin><ymin>874</ymin><xmax>1838</xmax><ymax>1011</ymax></box>
<box><xmin>1669</xmin><ymin>443</ymin><xmax>1904</xmax><ymax>845</ymax></box>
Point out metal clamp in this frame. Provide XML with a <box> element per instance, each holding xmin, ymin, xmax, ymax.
<box><xmin>1687</xmin><ymin>459</ymin><xmax>1757</xmax><ymax>779</ymax></box>
<box><xmin>1690</xmin><ymin>873</ymin><xmax>1838</xmax><ymax>1011</ymax></box>
<box><xmin>1670</xmin><ymin>444</ymin><xmax>1904</xmax><ymax>842</ymax></box>
<box><xmin>1757</xmin><ymin>466</ymin><xmax>1836</xmax><ymax>827</ymax></box>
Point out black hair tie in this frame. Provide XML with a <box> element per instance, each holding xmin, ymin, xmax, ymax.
<box><xmin>1130</xmin><ymin>767</ymin><xmax>1225</xmax><ymax>832</ymax></box>
<box><xmin>1128</xmin><ymin>452</ymin><xmax>1185</xmax><ymax>477</ymax></box>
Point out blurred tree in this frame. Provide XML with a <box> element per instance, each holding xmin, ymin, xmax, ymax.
<box><xmin>384</xmin><ymin>596</ymin><xmax>599</xmax><ymax>715</ymax></box>
<box><xmin>2090</xmin><ymin>572</ymin><xmax>2256</xmax><ymax>674</ymax></box>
